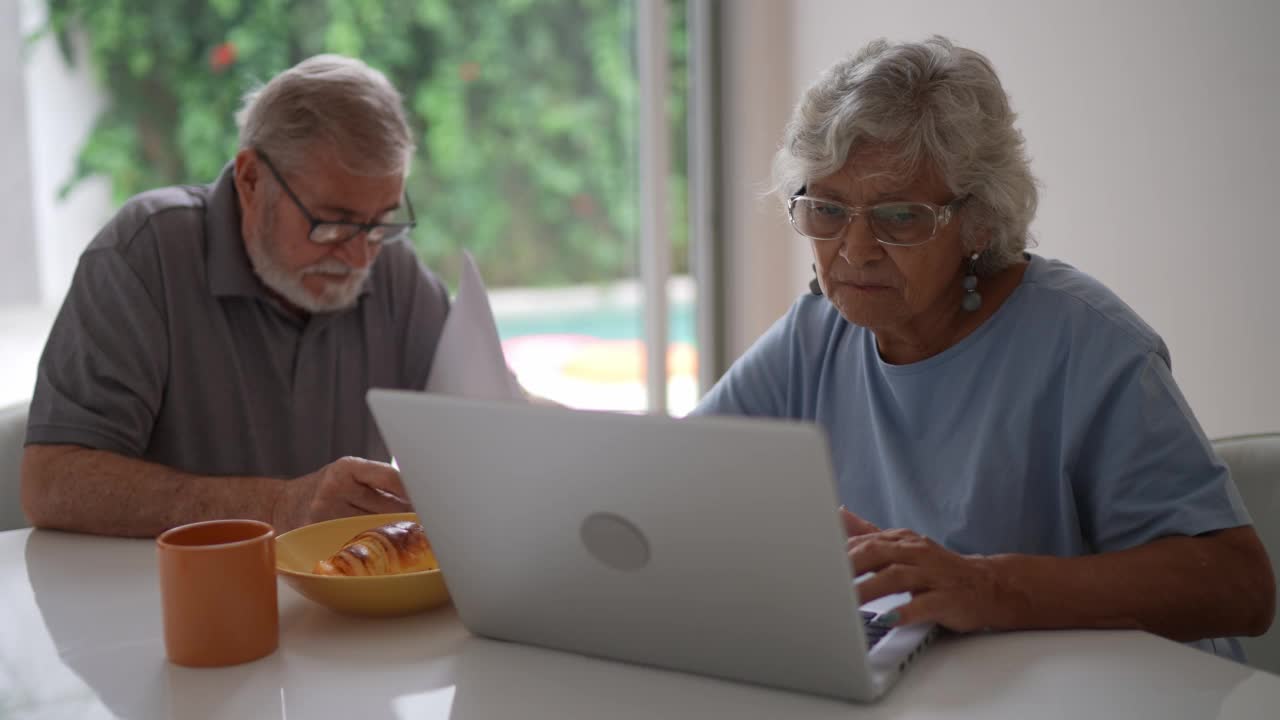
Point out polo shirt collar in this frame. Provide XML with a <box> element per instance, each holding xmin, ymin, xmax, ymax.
<box><xmin>207</xmin><ymin>164</ymin><xmax>267</xmax><ymax>299</ymax></box>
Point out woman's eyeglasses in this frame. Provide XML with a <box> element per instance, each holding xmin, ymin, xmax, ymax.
<box><xmin>787</xmin><ymin>195</ymin><xmax>966</xmax><ymax>247</ymax></box>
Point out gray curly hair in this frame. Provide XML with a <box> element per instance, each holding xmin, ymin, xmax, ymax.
<box><xmin>773</xmin><ymin>36</ymin><xmax>1038</xmax><ymax>275</ymax></box>
<box><xmin>236</xmin><ymin>54</ymin><xmax>414</xmax><ymax>177</ymax></box>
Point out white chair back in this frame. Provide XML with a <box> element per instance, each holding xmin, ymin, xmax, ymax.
<box><xmin>1214</xmin><ymin>433</ymin><xmax>1280</xmax><ymax>675</ymax></box>
<box><xmin>0</xmin><ymin>402</ymin><xmax>30</xmax><ymax>531</ymax></box>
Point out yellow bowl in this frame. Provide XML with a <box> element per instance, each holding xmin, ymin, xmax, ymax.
<box><xmin>275</xmin><ymin>512</ymin><xmax>451</xmax><ymax>617</ymax></box>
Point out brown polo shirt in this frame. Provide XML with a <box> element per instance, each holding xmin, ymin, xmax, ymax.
<box><xmin>26</xmin><ymin>164</ymin><xmax>450</xmax><ymax>478</ymax></box>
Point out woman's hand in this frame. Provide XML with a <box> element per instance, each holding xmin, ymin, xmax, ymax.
<box><xmin>839</xmin><ymin>509</ymin><xmax>1274</xmax><ymax>640</ymax></box>
<box><xmin>839</xmin><ymin>505</ymin><xmax>880</xmax><ymax>537</ymax></box>
<box><xmin>843</xmin><ymin>510</ymin><xmax>1007</xmax><ymax>632</ymax></box>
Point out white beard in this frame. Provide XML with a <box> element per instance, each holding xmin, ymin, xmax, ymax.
<box><xmin>244</xmin><ymin>209</ymin><xmax>369</xmax><ymax>314</ymax></box>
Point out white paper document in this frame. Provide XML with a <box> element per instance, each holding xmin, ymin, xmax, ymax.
<box><xmin>425</xmin><ymin>252</ymin><xmax>527</xmax><ymax>402</ymax></box>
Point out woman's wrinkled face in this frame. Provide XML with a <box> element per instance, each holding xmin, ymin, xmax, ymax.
<box><xmin>808</xmin><ymin>145</ymin><xmax>970</xmax><ymax>335</ymax></box>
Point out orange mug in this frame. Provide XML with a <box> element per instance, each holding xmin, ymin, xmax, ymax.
<box><xmin>157</xmin><ymin>519</ymin><xmax>279</xmax><ymax>667</ymax></box>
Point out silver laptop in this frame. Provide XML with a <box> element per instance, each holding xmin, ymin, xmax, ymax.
<box><xmin>367</xmin><ymin>389</ymin><xmax>937</xmax><ymax>702</ymax></box>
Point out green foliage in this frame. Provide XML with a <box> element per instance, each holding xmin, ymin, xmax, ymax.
<box><xmin>42</xmin><ymin>0</ymin><xmax>688</xmax><ymax>287</ymax></box>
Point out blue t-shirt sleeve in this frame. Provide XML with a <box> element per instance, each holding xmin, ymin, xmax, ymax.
<box><xmin>1074</xmin><ymin>351</ymin><xmax>1250</xmax><ymax>553</ymax></box>
<box><xmin>691</xmin><ymin>305</ymin><xmax>798</xmax><ymax>419</ymax></box>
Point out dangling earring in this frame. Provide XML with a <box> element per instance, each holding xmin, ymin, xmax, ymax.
<box><xmin>809</xmin><ymin>264</ymin><xmax>823</xmax><ymax>296</ymax></box>
<box><xmin>961</xmin><ymin>252</ymin><xmax>982</xmax><ymax>312</ymax></box>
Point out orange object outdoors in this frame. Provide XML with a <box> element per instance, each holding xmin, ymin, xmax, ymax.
<box><xmin>561</xmin><ymin>340</ymin><xmax>698</xmax><ymax>384</ymax></box>
<box><xmin>156</xmin><ymin>519</ymin><xmax>278</xmax><ymax>667</ymax></box>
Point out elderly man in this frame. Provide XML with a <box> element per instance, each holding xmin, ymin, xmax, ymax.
<box><xmin>21</xmin><ymin>55</ymin><xmax>449</xmax><ymax>537</ymax></box>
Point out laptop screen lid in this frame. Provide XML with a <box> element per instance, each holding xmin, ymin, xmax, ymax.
<box><xmin>367</xmin><ymin>389</ymin><xmax>883</xmax><ymax>700</ymax></box>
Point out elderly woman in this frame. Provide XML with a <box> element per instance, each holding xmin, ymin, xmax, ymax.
<box><xmin>692</xmin><ymin>36</ymin><xmax>1274</xmax><ymax>659</ymax></box>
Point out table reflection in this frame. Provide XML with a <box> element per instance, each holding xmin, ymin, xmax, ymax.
<box><xmin>10</xmin><ymin>527</ymin><xmax>1273</xmax><ymax>720</ymax></box>
<box><xmin>23</xmin><ymin>529</ymin><xmax>460</xmax><ymax>720</ymax></box>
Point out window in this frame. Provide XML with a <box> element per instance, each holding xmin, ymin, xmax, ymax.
<box><xmin>12</xmin><ymin>0</ymin><xmax>700</xmax><ymax>414</ymax></box>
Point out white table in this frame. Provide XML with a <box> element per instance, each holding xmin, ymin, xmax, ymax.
<box><xmin>2</xmin><ymin>526</ymin><xmax>1277</xmax><ymax>719</ymax></box>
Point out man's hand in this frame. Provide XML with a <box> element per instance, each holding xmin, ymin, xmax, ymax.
<box><xmin>848</xmin><ymin>527</ymin><xmax>1003</xmax><ymax>632</ymax></box>
<box><xmin>274</xmin><ymin>457</ymin><xmax>412</xmax><ymax>532</ymax></box>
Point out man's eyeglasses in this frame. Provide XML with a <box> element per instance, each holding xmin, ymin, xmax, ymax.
<box><xmin>257</xmin><ymin>150</ymin><xmax>416</xmax><ymax>246</ymax></box>
<box><xmin>787</xmin><ymin>194</ymin><xmax>966</xmax><ymax>247</ymax></box>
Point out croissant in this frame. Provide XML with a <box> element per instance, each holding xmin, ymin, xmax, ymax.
<box><xmin>313</xmin><ymin>520</ymin><xmax>436</xmax><ymax>576</ymax></box>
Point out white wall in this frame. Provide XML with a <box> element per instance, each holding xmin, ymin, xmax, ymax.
<box><xmin>20</xmin><ymin>0</ymin><xmax>113</xmax><ymax>307</ymax></box>
<box><xmin>722</xmin><ymin>0</ymin><xmax>1279</xmax><ymax>438</ymax></box>
<box><xmin>0</xmin><ymin>1</ymin><xmax>114</xmax><ymax>408</ymax></box>
<box><xmin>1</xmin><ymin>0</ymin><xmax>39</xmax><ymax>304</ymax></box>
<box><xmin>717</xmin><ymin>0</ymin><xmax>803</xmax><ymax>359</ymax></box>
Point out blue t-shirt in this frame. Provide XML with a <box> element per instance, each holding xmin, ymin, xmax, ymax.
<box><xmin>693</xmin><ymin>254</ymin><xmax>1250</xmax><ymax>659</ymax></box>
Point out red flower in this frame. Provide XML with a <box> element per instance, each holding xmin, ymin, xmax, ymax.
<box><xmin>458</xmin><ymin>62</ymin><xmax>481</xmax><ymax>82</ymax></box>
<box><xmin>571</xmin><ymin>193</ymin><xmax>597</xmax><ymax>219</ymax></box>
<box><xmin>210</xmin><ymin>42</ymin><xmax>237</xmax><ymax>72</ymax></box>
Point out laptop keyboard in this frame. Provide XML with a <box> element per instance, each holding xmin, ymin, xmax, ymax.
<box><xmin>860</xmin><ymin>610</ymin><xmax>892</xmax><ymax>650</ymax></box>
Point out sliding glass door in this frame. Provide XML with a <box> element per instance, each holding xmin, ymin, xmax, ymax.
<box><xmin>20</xmin><ymin>0</ymin><xmax>708</xmax><ymax>414</ymax></box>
